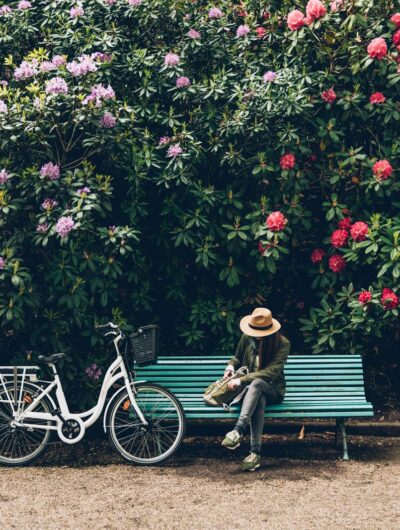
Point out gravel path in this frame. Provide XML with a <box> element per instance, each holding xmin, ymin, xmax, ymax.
<box><xmin>1</xmin><ymin>433</ymin><xmax>399</xmax><ymax>530</ymax></box>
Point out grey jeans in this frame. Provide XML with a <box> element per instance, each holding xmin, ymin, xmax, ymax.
<box><xmin>235</xmin><ymin>378</ymin><xmax>282</xmax><ymax>454</ymax></box>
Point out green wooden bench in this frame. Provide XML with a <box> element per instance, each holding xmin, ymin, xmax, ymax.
<box><xmin>135</xmin><ymin>354</ymin><xmax>374</xmax><ymax>460</ymax></box>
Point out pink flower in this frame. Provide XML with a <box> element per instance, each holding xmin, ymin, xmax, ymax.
<box><xmin>91</xmin><ymin>52</ymin><xmax>113</xmax><ymax>63</ymax></box>
<box><xmin>358</xmin><ymin>291</ymin><xmax>372</xmax><ymax>305</ymax></box>
<box><xmin>0</xmin><ymin>256</ymin><xmax>5</xmax><ymax>269</ymax></box>
<box><xmin>287</xmin><ymin>10</ymin><xmax>305</xmax><ymax>31</ymax></box>
<box><xmin>36</xmin><ymin>223</ymin><xmax>49</xmax><ymax>233</ymax></box>
<box><xmin>105</xmin><ymin>0</ymin><xmax>117</xmax><ymax>4</ymax></box>
<box><xmin>328</xmin><ymin>254</ymin><xmax>346</xmax><ymax>273</ymax></box>
<box><xmin>176</xmin><ymin>76</ymin><xmax>191</xmax><ymax>88</ymax></box>
<box><xmin>263</xmin><ymin>71</ymin><xmax>276</xmax><ymax>82</ymax></box>
<box><xmin>14</xmin><ymin>61</ymin><xmax>36</xmax><ymax>80</ymax></box>
<box><xmin>159</xmin><ymin>136</ymin><xmax>171</xmax><ymax>145</ymax></box>
<box><xmin>0</xmin><ymin>100</ymin><xmax>7</xmax><ymax>113</ymax></box>
<box><xmin>338</xmin><ymin>217</ymin><xmax>352</xmax><ymax>230</ymax></box>
<box><xmin>0</xmin><ymin>6</ymin><xmax>12</xmax><ymax>15</ymax></box>
<box><xmin>18</xmin><ymin>1</ymin><xmax>31</xmax><ymax>9</ymax></box>
<box><xmin>306</xmin><ymin>0</ymin><xmax>327</xmax><ymax>21</ymax></box>
<box><xmin>390</xmin><ymin>14</ymin><xmax>400</xmax><ymax>27</ymax></box>
<box><xmin>70</xmin><ymin>5</ymin><xmax>84</xmax><ymax>18</ymax></box>
<box><xmin>55</xmin><ymin>216</ymin><xmax>75</xmax><ymax>238</ymax></box>
<box><xmin>331</xmin><ymin>229</ymin><xmax>349</xmax><ymax>248</ymax></box>
<box><xmin>45</xmin><ymin>77</ymin><xmax>68</xmax><ymax>94</ymax></box>
<box><xmin>370</xmin><ymin>92</ymin><xmax>385</xmax><ymax>104</ymax></box>
<box><xmin>100</xmin><ymin>112</ymin><xmax>117</xmax><ymax>128</ymax></box>
<box><xmin>52</xmin><ymin>55</ymin><xmax>67</xmax><ymax>67</ymax></box>
<box><xmin>187</xmin><ymin>29</ymin><xmax>201</xmax><ymax>39</ymax></box>
<box><xmin>236</xmin><ymin>25</ymin><xmax>250</xmax><ymax>37</ymax></box>
<box><xmin>128</xmin><ymin>0</ymin><xmax>142</xmax><ymax>5</ymax></box>
<box><xmin>40</xmin><ymin>61</ymin><xmax>57</xmax><ymax>73</ymax></box>
<box><xmin>256</xmin><ymin>27</ymin><xmax>266</xmax><ymax>38</ymax></box>
<box><xmin>85</xmin><ymin>363</ymin><xmax>103</xmax><ymax>380</ymax></box>
<box><xmin>82</xmin><ymin>84</ymin><xmax>115</xmax><ymax>106</ymax></box>
<box><xmin>77</xmin><ymin>187</ymin><xmax>91</xmax><ymax>195</ymax></box>
<box><xmin>167</xmin><ymin>144</ymin><xmax>183</xmax><ymax>157</ymax></box>
<box><xmin>164</xmin><ymin>53</ymin><xmax>180</xmax><ymax>67</ymax></box>
<box><xmin>330</xmin><ymin>0</ymin><xmax>344</xmax><ymax>12</ymax></box>
<box><xmin>280</xmin><ymin>153</ymin><xmax>296</xmax><ymax>170</ymax></box>
<box><xmin>208</xmin><ymin>7</ymin><xmax>223</xmax><ymax>19</ymax></box>
<box><xmin>372</xmin><ymin>160</ymin><xmax>393</xmax><ymax>181</ymax></box>
<box><xmin>311</xmin><ymin>248</ymin><xmax>326</xmax><ymax>263</ymax></box>
<box><xmin>67</xmin><ymin>55</ymin><xmax>97</xmax><ymax>76</ymax></box>
<box><xmin>350</xmin><ymin>221</ymin><xmax>368</xmax><ymax>242</ymax></box>
<box><xmin>266</xmin><ymin>211</ymin><xmax>288</xmax><ymax>232</ymax></box>
<box><xmin>393</xmin><ymin>30</ymin><xmax>400</xmax><ymax>46</ymax></box>
<box><xmin>381</xmin><ymin>288</ymin><xmax>399</xmax><ymax>310</ymax></box>
<box><xmin>367</xmin><ymin>38</ymin><xmax>387</xmax><ymax>60</ymax></box>
<box><xmin>321</xmin><ymin>88</ymin><xmax>337</xmax><ymax>103</ymax></box>
<box><xmin>41</xmin><ymin>198</ymin><xmax>58</xmax><ymax>210</ymax></box>
<box><xmin>40</xmin><ymin>162</ymin><xmax>60</xmax><ymax>180</ymax></box>
<box><xmin>0</xmin><ymin>169</ymin><xmax>9</xmax><ymax>184</ymax></box>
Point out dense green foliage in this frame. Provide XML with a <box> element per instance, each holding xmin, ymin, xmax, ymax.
<box><xmin>0</xmin><ymin>0</ymin><xmax>399</xmax><ymax>407</ymax></box>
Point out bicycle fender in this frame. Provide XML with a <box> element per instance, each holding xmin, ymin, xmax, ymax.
<box><xmin>102</xmin><ymin>380</ymin><xmax>148</xmax><ymax>432</ymax></box>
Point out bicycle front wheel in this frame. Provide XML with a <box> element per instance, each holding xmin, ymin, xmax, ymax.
<box><xmin>108</xmin><ymin>383</ymin><xmax>185</xmax><ymax>465</ymax></box>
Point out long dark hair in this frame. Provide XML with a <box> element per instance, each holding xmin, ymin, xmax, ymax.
<box><xmin>258</xmin><ymin>332</ymin><xmax>282</xmax><ymax>369</ymax></box>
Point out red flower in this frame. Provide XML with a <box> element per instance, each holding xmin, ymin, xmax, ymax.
<box><xmin>306</xmin><ymin>0</ymin><xmax>327</xmax><ymax>21</ymax></box>
<box><xmin>338</xmin><ymin>217</ymin><xmax>352</xmax><ymax>230</ymax></box>
<box><xmin>390</xmin><ymin>13</ymin><xmax>400</xmax><ymax>27</ymax></box>
<box><xmin>311</xmin><ymin>248</ymin><xmax>325</xmax><ymax>263</ymax></box>
<box><xmin>280</xmin><ymin>153</ymin><xmax>296</xmax><ymax>170</ymax></box>
<box><xmin>266</xmin><ymin>211</ymin><xmax>288</xmax><ymax>231</ymax></box>
<box><xmin>367</xmin><ymin>38</ymin><xmax>388</xmax><ymax>60</ymax></box>
<box><xmin>393</xmin><ymin>30</ymin><xmax>400</xmax><ymax>46</ymax></box>
<box><xmin>350</xmin><ymin>221</ymin><xmax>369</xmax><ymax>242</ymax></box>
<box><xmin>372</xmin><ymin>159</ymin><xmax>393</xmax><ymax>181</ymax></box>
<box><xmin>321</xmin><ymin>88</ymin><xmax>337</xmax><ymax>103</ymax></box>
<box><xmin>381</xmin><ymin>288</ymin><xmax>399</xmax><ymax>310</ymax></box>
<box><xmin>287</xmin><ymin>10</ymin><xmax>305</xmax><ymax>30</ymax></box>
<box><xmin>328</xmin><ymin>254</ymin><xmax>347</xmax><ymax>273</ymax></box>
<box><xmin>256</xmin><ymin>27</ymin><xmax>266</xmax><ymax>38</ymax></box>
<box><xmin>331</xmin><ymin>229</ymin><xmax>349</xmax><ymax>248</ymax></box>
<box><xmin>258</xmin><ymin>241</ymin><xmax>265</xmax><ymax>254</ymax></box>
<box><xmin>309</xmin><ymin>153</ymin><xmax>317</xmax><ymax>162</ymax></box>
<box><xmin>358</xmin><ymin>291</ymin><xmax>372</xmax><ymax>305</ymax></box>
<box><xmin>370</xmin><ymin>92</ymin><xmax>386</xmax><ymax>104</ymax></box>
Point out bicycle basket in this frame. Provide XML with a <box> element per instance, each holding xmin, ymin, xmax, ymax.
<box><xmin>129</xmin><ymin>325</ymin><xmax>159</xmax><ymax>366</ymax></box>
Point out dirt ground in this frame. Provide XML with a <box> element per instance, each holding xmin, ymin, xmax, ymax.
<box><xmin>1</xmin><ymin>431</ymin><xmax>399</xmax><ymax>530</ymax></box>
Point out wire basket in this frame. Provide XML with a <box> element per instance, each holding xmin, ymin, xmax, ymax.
<box><xmin>129</xmin><ymin>325</ymin><xmax>159</xmax><ymax>366</ymax></box>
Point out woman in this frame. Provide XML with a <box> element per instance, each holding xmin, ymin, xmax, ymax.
<box><xmin>221</xmin><ymin>307</ymin><xmax>290</xmax><ymax>471</ymax></box>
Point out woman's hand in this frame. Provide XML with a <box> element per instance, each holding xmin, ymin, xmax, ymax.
<box><xmin>227</xmin><ymin>379</ymin><xmax>241</xmax><ymax>390</ymax></box>
<box><xmin>223</xmin><ymin>365</ymin><xmax>235</xmax><ymax>379</ymax></box>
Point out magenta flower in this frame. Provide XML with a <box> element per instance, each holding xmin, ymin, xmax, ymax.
<box><xmin>187</xmin><ymin>29</ymin><xmax>201</xmax><ymax>39</ymax></box>
<box><xmin>77</xmin><ymin>187</ymin><xmax>91</xmax><ymax>195</ymax></box>
<box><xmin>18</xmin><ymin>0</ymin><xmax>31</xmax><ymax>9</ymax></box>
<box><xmin>45</xmin><ymin>77</ymin><xmax>68</xmax><ymax>95</ymax></box>
<box><xmin>167</xmin><ymin>144</ymin><xmax>183</xmax><ymax>157</ymax></box>
<box><xmin>82</xmin><ymin>84</ymin><xmax>115</xmax><ymax>107</ymax></box>
<box><xmin>14</xmin><ymin>61</ymin><xmax>37</xmax><ymax>80</ymax></box>
<box><xmin>55</xmin><ymin>216</ymin><xmax>75</xmax><ymax>238</ymax></box>
<box><xmin>263</xmin><ymin>71</ymin><xmax>277</xmax><ymax>82</ymax></box>
<box><xmin>176</xmin><ymin>76</ymin><xmax>191</xmax><ymax>88</ymax></box>
<box><xmin>52</xmin><ymin>55</ymin><xmax>67</xmax><ymax>67</ymax></box>
<box><xmin>40</xmin><ymin>162</ymin><xmax>60</xmax><ymax>180</ymax></box>
<box><xmin>41</xmin><ymin>198</ymin><xmax>58</xmax><ymax>210</ymax></box>
<box><xmin>159</xmin><ymin>136</ymin><xmax>171</xmax><ymax>145</ymax></box>
<box><xmin>164</xmin><ymin>53</ymin><xmax>180</xmax><ymax>67</ymax></box>
<box><xmin>0</xmin><ymin>257</ymin><xmax>5</xmax><ymax>269</ymax></box>
<box><xmin>70</xmin><ymin>5</ymin><xmax>84</xmax><ymax>18</ymax></box>
<box><xmin>67</xmin><ymin>55</ymin><xmax>97</xmax><ymax>77</ymax></box>
<box><xmin>36</xmin><ymin>223</ymin><xmax>49</xmax><ymax>233</ymax></box>
<box><xmin>236</xmin><ymin>25</ymin><xmax>250</xmax><ymax>37</ymax></box>
<box><xmin>100</xmin><ymin>112</ymin><xmax>117</xmax><ymax>128</ymax></box>
<box><xmin>85</xmin><ymin>363</ymin><xmax>102</xmax><ymax>380</ymax></box>
<box><xmin>0</xmin><ymin>169</ymin><xmax>9</xmax><ymax>184</ymax></box>
<box><xmin>91</xmin><ymin>52</ymin><xmax>113</xmax><ymax>63</ymax></box>
<box><xmin>208</xmin><ymin>7</ymin><xmax>223</xmax><ymax>19</ymax></box>
<box><xmin>0</xmin><ymin>100</ymin><xmax>7</xmax><ymax>114</ymax></box>
<box><xmin>0</xmin><ymin>6</ymin><xmax>12</xmax><ymax>15</ymax></box>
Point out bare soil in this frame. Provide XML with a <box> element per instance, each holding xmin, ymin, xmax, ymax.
<box><xmin>1</xmin><ymin>432</ymin><xmax>399</xmax><ymax>530</ymax></box>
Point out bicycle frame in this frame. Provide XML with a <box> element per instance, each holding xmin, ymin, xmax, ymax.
<box><xmin>10</xmin><ymin>331</ymin><xmax>148</xmax><ymax>444</ymax></box>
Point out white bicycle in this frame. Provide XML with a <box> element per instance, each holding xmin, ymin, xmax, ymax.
<box><xmin>0</xmin><ymin>322</ymin><xmax>185</xmax><ymax>466</ymax></box>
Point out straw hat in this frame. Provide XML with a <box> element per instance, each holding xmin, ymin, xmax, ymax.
<box><xmin>240</xmin><ymin>307</ymin><xmax>281</xmax><ymax>338</ymax></box>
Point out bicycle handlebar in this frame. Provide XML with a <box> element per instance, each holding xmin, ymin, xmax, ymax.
<box><xmin>95</xmin><ymin>322</ymin><xmax>120</xmax><ymax>330</ymax></box>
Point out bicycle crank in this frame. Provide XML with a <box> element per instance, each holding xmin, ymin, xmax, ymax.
<box><xmin>57</xmin><ymin>417</ymin><xmax>85</xmax><ymax>444</ymax></box>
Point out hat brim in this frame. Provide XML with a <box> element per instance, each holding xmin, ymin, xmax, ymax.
<box><xmin>239</xmin><ymin>315</ymin><xmax>281</xmax><ymax>338</ymax></box>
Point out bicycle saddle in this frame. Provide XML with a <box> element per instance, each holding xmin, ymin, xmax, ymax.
<box><xmin>37</xmin><ymin>353</ymin><xmax>66</xmax><ymax>364</ymax></box>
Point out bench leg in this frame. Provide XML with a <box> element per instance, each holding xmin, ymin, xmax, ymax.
<box><xmin>335</xmin><ymin>419</ymin><xmax>340</xmax><ymax>447</ymax></box>
<box><xmin>337</xmin><ymin>420</ymin><xmax>349</xmax><ymax>461</ymax></box>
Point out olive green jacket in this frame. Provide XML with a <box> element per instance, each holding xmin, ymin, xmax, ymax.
<box><xmin>228</xmin><ymin>334</ymin><xmax>291</xmax><ymax>398</ymax></box>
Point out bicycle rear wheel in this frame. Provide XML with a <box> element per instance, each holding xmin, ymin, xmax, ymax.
<box><xmin>107</xmin><ymin>383</ymin><xmax>185</xmax><ymax>465</ymax></box>
<box><xmin>0</xmin><ymin>382</ymin><xmax>51</xmax><ymax>466</ymax></box>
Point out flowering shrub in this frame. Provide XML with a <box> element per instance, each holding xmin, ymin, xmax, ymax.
<box><xmin>0</xmin><ymin>0</ymin><xmax>399</xmax><ymax>406</ymax></box>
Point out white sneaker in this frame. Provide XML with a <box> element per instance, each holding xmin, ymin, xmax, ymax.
<box><xmin>221</xmin><ymin>429</ymin><xmax>242</xmax><ymax>450</ymax></box>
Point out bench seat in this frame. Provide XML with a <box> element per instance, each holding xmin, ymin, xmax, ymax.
<box><xmin>135</xmin><ymin>354</ymin><xmax>374</xmax><ymax>459</ymax></box>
